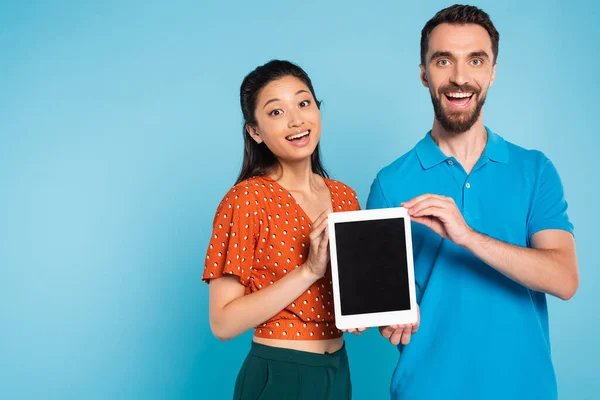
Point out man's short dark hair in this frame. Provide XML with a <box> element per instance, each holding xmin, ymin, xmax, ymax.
<box><xmin>420</xmin><ymin>4</ymin><xmax>500</xmax><ymax>65</ymax></box>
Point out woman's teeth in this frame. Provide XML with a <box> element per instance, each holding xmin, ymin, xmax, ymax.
<box><xmin>286</xmin><ymin>130</ymin><xmax>310</xmax><ymax>141</ymax></box>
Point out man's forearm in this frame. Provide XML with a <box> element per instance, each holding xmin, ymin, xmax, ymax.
<box><xmin>461</xmin><ymin>230</ymin><xmax>578</xmax><ymax>300</ymax></box>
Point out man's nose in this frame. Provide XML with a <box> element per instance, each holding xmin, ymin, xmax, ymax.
<box><xmin>449</xmin><ymin>63</ymin><xmax>469</xmax><ymax>87</ymax></box>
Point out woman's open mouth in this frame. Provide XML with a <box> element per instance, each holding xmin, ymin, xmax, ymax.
<box><xmin>286</xmin><ymin>130</ymin><xmax>310</xmax><ymax>141</ymax></box>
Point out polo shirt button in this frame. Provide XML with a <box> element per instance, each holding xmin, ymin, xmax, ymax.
<box><xmin>447</xmin><ymin>160</ymin><xmax>454</xmax><ymax>165</ymax></box>
<box><xmin>465</xmin><ymin>182</ymin><xmax>471</xmax><ymax>189</ymax></box>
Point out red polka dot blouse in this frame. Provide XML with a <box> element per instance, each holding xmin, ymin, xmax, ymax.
<box><xmin>203</xmin><ymin>175</ymin><xmax>360</xmax><ymax>340</ymax></box>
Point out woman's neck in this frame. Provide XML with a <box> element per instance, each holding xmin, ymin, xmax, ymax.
<box><xmin>269</xmin><ymin>159</ymin><xmax>322</xmax><ymax>193</ymax></box>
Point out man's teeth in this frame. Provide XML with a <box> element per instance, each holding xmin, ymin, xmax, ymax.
<box><xmin>287</xmin><ymin>131</ymin><xmax>310</xmax><ymax>140</ymax></box>
<box><xmin>446</xmin><ymin>92</ymin><xmax>473</xmax><ymax>98</ymax></box>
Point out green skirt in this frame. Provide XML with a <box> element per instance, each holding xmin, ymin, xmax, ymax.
<box><xmin>233</xmin><ymin>341</ymin><xmax>352</xmax><ymax>400</ymax></box>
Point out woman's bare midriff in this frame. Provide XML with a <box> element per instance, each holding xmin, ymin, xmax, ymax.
<box><xmin>253</xmin><ymin>336</ymin><xmax>344</xmax><ymax>354</ymax></box>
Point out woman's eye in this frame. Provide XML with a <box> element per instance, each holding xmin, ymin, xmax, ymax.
<box><xmin>269</xmin><ymin>109</ymin><xmax>283</xmax><ymax>116</ymax></box>
<box><xmin>299</xmin><ymin>100</ymin><xmax>311</xmax><ymax>108</ymax></box>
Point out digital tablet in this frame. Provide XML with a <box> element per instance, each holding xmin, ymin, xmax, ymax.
<box><xmin>328</xmin><ymin>207</ymin><xmax>417</xmax><ymax>329</ymax></box>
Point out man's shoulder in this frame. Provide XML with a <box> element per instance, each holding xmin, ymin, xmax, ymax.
<box><xmin>502</xmin><ymin>136</ymin><xmax>551</xmax><ymax>170</ymax></box>
<box><xmin>375</xmin><ymin>147</ymin><xmax>421</xmax><ymax>184</ymax></box>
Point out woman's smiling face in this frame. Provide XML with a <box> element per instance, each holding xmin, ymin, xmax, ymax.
<box><xmin>246</xmin><ymin>75</ymin><xmax>321</xmax><ymax>164</ymax></box>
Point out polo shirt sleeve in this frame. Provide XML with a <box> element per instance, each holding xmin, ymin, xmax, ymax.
<box><xmin>367</xmin><ymin>175</ymin><xmax>390</xmax><ymax>210</ymax></box>
<box><xmin>203</xmin><ymin>186</ymin><xmax>258</xmax><ymax>286</ymax></box>
<box><xmin>527</xmin><ymin>157</ymin><xmax>574</xmax><ymax>239</ymax></box>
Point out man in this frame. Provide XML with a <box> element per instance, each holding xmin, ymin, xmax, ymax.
<box><xmin>368</xmin><ymin>5</ymin><xmax>579</xmax><ymax>399</ymax></box>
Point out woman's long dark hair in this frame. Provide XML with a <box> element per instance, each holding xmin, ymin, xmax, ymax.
<box><xmin>235</xmin><ymin>60</ymin><xmax>328</xmax><ymax>184</ymax></box>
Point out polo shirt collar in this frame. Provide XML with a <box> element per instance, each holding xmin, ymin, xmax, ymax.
<box><xmin>415</xmin><ymin>131</ymin><xmax>449</xmax><ymax>170</ymax></box>
<box><xmin>416</xmin><ymin>126</ymin><xmax>509</xmax><ymax>170</ymax></box>
<box><xmin>483</xmin><ymin>127</ymin><xmax>509</xmax><ymax>164</ymax></box>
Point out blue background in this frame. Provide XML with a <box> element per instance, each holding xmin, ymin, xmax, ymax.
<box><xmin>1</xmin><ymin>0</ymin><xmax>598</xmax><ymax>398</ymax></box>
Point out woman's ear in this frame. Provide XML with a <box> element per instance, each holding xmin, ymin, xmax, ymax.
<box><xmin>246</xmin><ymin>124</ymin><xmax>263</xmax><ymax>144</ymax></box>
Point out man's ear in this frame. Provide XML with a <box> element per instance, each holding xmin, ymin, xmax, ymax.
<box><xmin>489</xmin><ymin>62</ymin><xmax>497</xmax><ymax>88</ymax></box>
<box><xmin>419</xmin><ymin>64</ymin><xmax>429</xmax><ymax>88</ymax></box>
<box><xmin>246</xmin><ymin>124</ymin><xmax>263</xmax><ymax>144</ymax></box>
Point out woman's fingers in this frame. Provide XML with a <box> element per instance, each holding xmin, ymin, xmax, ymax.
<box><xmin>318</xmin><ymin>226</ymin><xmax>329</xmax><ymax>250</ymax></box>
<box><xmin>389</xmin><ymin>327</ymin><xmax>405</xmax><ymax>345</ymax></box>
<box><xmin>310</xmin><ymin>215</ymin><xmax>329</xmax><ymax>242</ymax></box>
<box><xmin>312</xmin><ymin>208</ymin><xmax>331</xmax><ymax>229</ymax></box>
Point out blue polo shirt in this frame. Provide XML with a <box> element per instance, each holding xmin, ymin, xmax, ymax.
<box><xmin>367</xmin><ymin>128</ymin><xmax>573</xmax><ymax>400</ymax></box>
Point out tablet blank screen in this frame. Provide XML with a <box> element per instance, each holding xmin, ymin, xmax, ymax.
<box><xmin>334</xmin><ymin>218</ymin><xmax>410</xmax><ymax>315</ymax></box>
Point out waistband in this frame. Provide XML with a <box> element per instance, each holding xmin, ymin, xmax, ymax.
<box><xmin>249</xmin><ymin>341</ymin><xmax>347</xmax><ymax>368</ymax></box>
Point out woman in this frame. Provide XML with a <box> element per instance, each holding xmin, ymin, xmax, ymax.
<box><xmin>203</xmin><ymin>60</ymin><xmax>360</xmax><ymax>399</ymax></box>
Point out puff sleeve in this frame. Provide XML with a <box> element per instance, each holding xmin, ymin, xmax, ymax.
<box><xmin>203</xmin><ymin>185</ymin><xmax>259</xmax><ymax>287</ymax></box>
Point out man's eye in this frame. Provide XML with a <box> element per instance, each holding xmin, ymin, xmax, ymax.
<box><xmin>438</xmin><ymin>59</ymin><xmax>450</xmax><ymax>66</ymax></box>
<box><xmin>471</xmin><ymin>59</ymin><xmax>483</xmax><ymax>66</ymax></box>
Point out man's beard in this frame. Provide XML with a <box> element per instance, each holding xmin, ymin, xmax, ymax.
<box><xmin>431</xmin><ymin>86</ymin><xmax>486</xmax><ymax>134</ymax></box>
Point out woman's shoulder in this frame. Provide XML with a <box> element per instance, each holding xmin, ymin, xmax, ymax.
<box><xmin>323</xmin><ymin>177</ymin><xmax>360</xmax><ymax>211</ymax></box>
<box><xmin>214</xmin><ymin>176</ymin><xmax>269</xmax><ymax>211</ymax></box>
<box><xmin>323</xmin><ymin>177</ymin><xmax>358</xmax><ymax>197</ymax></box>
<box><xmin>210</xmin><ymin>177</ymin><xmax>274</xmax><ymax>230</ymax></box>
<box><xmin>220</xmin><ymin>176</ymin><xmax>272</xmax><ymax>199</ymax></box>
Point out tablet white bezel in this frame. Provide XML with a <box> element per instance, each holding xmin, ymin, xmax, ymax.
<box><xmin>328</xmin><ymin>207</ymin><xmax>417</xmax><ymax>329</ymax></box>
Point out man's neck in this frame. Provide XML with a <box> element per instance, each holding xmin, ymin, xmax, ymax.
<box><xmin>431</xmin><ymin>119</ymin><xmax>488</xmax><ymax>175</ymax></box>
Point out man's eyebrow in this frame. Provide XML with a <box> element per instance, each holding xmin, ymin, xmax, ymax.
<box><xmin>429</xmin><ymin>50</ymin><xmax>491</xmax><ymax>62</ymax></box>
<box><xmin>470</xmin><ymin>51</ymin><xmax>490</xmax><ymax>59</ymax></box>
<box><xmin>429</xmin><ymin>51</ymin><xmax>453</xmax><ymax>62</ymax></box>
